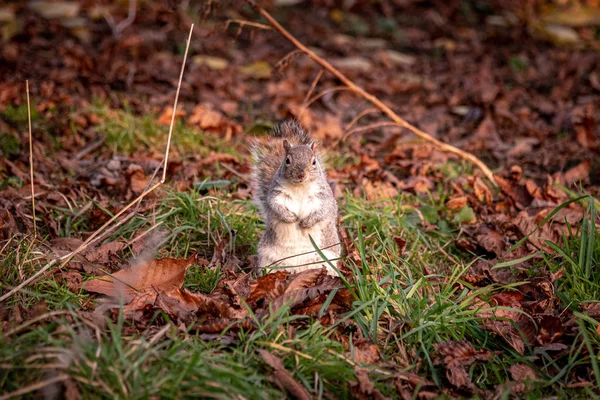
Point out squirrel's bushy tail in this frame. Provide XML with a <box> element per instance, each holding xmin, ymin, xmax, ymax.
<box><xmin>251</xmin><ymin>120</ymin><xmax>312</xmax><ymax>217</ymax></box>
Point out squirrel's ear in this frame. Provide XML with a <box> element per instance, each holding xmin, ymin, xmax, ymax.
<box><xmin>310</xmin><ymin>142</ymin><xmax>317</xmax><ymax>152</ymax></box>
<box><xmin>283</xmin><ymin>139</ymin><xmax>291</xmax><ymax>152</ymax></box>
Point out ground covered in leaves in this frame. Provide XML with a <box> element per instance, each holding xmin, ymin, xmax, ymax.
<box><xmin>1</xmin><ymin>1</ymin><xmax>600</xmax><ymax>399</ymax></box>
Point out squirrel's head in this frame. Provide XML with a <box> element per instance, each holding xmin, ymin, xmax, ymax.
<box><xmin>281</xmin><ymin>139</ymin><xmax>320</xmax><ymax>184</ymax></box>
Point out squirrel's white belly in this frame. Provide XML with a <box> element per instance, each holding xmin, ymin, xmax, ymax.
<box><xmin>260</xmin><ymin>220</ymin><xmax>337</xmax><ymax>275</ymax></box>
<box><xmin>259</xmin><ymin>183</ymin><xmax>338</xmax><ymax>275</ymax></box>
<box><xmin>278</xmin><ymin>184</ymin><xmax>319</xmax><ymax>220</ymax></box>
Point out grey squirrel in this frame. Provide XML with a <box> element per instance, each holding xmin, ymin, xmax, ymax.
<box><xmin>251</xmin><ymin>120</ymin><xmax>341</xmax><ymax>275</ymax></box>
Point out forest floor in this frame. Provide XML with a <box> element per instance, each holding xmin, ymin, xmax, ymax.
<box><xmin>1</xmin><ymin>1</ymin><xmax>600</xmax><ymax>399</ymax></box>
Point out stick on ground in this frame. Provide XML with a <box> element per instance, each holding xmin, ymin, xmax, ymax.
<box><xmin>0</xmin><ymin>24</ymin><xmax>195</xmax><ymax>304</ymax></box>
<box><xmin>26</xmin><ymin>80</ymin><xmax>36</xmax><ymax>236</ymax></box>
<box><xmin>247</xmin><ymin>2</ymin><xmax>497</xmax><ymax>186</ymax></box>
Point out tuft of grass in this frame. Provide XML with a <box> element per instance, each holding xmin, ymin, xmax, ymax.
<box><xmin>106</xmin><ymin>189</ymin><xmax>261</xmax><ymax>260</ymax></box>
<box><xmin>1</xmin><ymin>103</ymin><xmax>39</xmax><ymax>124</ymax></box>
<box><xmin>185</xmin><ymin>265</ymin><xmax>221</xmax><ymax>294</ymax></box>
<box><xmin>544</xmin><ymin>195</ymin><xmax>600</xmax><ymax>301</ymax></box>
<box><xmin>509</xmin><ymin>55</ymin><xmax>529</xmax><ymax>74</ymax></box>
<box><xmin>90</xmin><ymin>105</ymin><xmax>237</xmax><ymax>159</ymax></box>
<box><xmin>0</xmin><ymin>131</ymin><xmax>21</xmax><ymax>156</ymax></box>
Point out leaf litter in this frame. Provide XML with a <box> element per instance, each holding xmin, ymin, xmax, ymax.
<box><xmin>0</xmin><ymin>0</ymin><xmax>600</xmax><ymax>398</ymax></box>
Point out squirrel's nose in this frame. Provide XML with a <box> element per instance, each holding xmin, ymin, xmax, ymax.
<box><xmin>298</xmin><ymin>171</ymin><xmax>305</xmax><ymax>179</ymax></box>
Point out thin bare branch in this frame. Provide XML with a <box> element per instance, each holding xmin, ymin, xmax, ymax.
<box><xmin>225</xmin><ymin>19</ymin><xmax>272</xmax><ymax>32</ymax></box>
<box><xmin>303</xmin><ymin>69</ymin><xmax>324</xmax><ymax>104</ymax></box>
<box><xmin>26</xmin><ymin>81</ymin><xmax>36</xmax><ymax>236</ymax></box>
<box><xmin>344</xmin><ymin>108</ymin><xmax>381</xmax><ymax>131</ymax></box>
<box><xmin>163</xmin><ymin>24</ymin><xmax>193</xmax><ymax>183</ymax></box>
<box><xmin>341</xmin><ymin>121</ymin><xmax>403</xmax><ymax>142</ymax></box>
<box><xmin>248</xmin><ymin>2</ymin><xmax>497</xmax><ymax>185</ymax></box>
<box><xmin>300</xmin><ymin>86</ymin><xmax>351</xmax><ymax>117</ymax></box>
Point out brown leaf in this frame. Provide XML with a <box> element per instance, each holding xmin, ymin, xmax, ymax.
<box><xmin>129</xmin><ymin>169</ymin><xmax>148</xmax><ymax>194</ymax></box>
<box><xmin>63</xmin><ymin>378</ymin><xmax>81</xmax><ymax>400</ymax></box>
<box><xmin>85</xmin><ymin>241</ymin><xmax>126</xmax><ymax>263</ymax></box>
<box><xmin>83</xmin><ymin>254</ymin><xmax>199</xmax><ymax>301</ymax></box>
<box><xmin>435</xmin><ymin>340</ymin><xmax>481</xmax><ymax>361</ymax></box>
<box><xmin>536</xmin><ymin>314</ymin><xmax>564</xmax><ymax>345</ymax></box>
<box><xmin>491</xmin><ymin>291</ymin><xmax>524</xmax><ymax>308</ymax></box>
<box><xmin>473</xmin><ymin>177</ymin><xmax>493</xmax><ymax>205</ymax></box>
<box><xmin>393</xmin><ymin>235</ymin><xmax>407</xmax><ymax>256</ymax></box>
<box><xmin>284</xmin><ymin>268</ymin><xmax>325</xmax><ymax>293</ymax></box>
<box><xmin>157</xmin><ymin>106</ymin><xmax>186</xmax><ymax>126</ymax></box>
<box><xmin>355</xmin><ymin>367</ymin><xmax>375</xmax><ymax>394</ymax></box>
<box><xmin>395</xmin><ymin>373</ymin><xmax>439</xmax><ymax>400</ymax></box>
<box><xmin>475</xmin><ymin>115</ymin><xmax>499</xmax><ymax>143</ymax></box>
<box><xmin>434</xmin><ymin>339</ymin><xmax>491</xmax><ymax>391</ymax></box>
<box><xmin>350</xmin><ymin>367</ymin><xmax>390</xmax><ymax>400</ymax></box>
<box><xmin>513</xmin><ymin>211</ymin><xmax>561</xmax><ymax>249</ymax></box>
<box><xmin>352</xmin><ymin>343</ymin><xmax>380</xmax><ymax>365</ymax></box>
<box><xmin>563</xmin><ymin>160</ymin><xmax>591</xmax><ymax>184</ymax></box>
<box><xmin>494</xmin><ymin>174</ymin><xmax>533</xmax><ymax>210</ymax></box>
<box><xmin>271</xmin><ymin>275</ymin><xmax>341</xmax><ymax>313</ymax></box>
<box><xmin>475</xmin><ymin>225</ymin><xmax>506</xmax><ymax>255</ymax></box>
<box><xmin>188</xmin><ymin>105</ymin><xmax>242</xmax><ymax>139</ymax></box>
<box><xmin>155</xmin><ymin>287</ymin><xmax>245</xmax><ymax>322</ymax></box>
<box><xmin>446</xmin><ymin>359</ymin><xmax>475</xmax><ymax>391</ymax></box>
<box><xmin>0</xmin><ymin>209</ymin><xmax>18</xmax><ymax>240</ymax></box>
<box><xmin>481</xmin><ymin>318</ymin><xmax>534</xmax><ymax>355</ymax></box>
<box><xmin>59</xmin><ymin>271</ymin><xmax>83</xmax><ymax>292</ymax></box>
<box><xmin>209</xmin><ymin>232</ymin><xmax>242</xmax><ymax>275</ymax></box>
<box><xmin>50</xmin><ymin>237</ymin><xmax>85</xmax><ymax>252</ymax></box>
<box><xmin>446</xmin><ymin>196</ymin><xmax>468</xmax><ymax>210</ymax></box>
<box><xmin>258</xmin><ymin>350</ymin><xmax>311</xmax><ymax>400</ymax></box>
<box><xmin>247</xmin><ymin>271</ymin><xmax>289</xmax><ymax>304</ymax></box>
<box><xmin>510</xmin><ymin>363</ymin><xmax>537</xmax><ymax>382</ymax></box>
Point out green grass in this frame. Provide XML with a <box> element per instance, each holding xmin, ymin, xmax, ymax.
<box><xmin>91</xmin><ymin>104</ymin><xmax>238</xmax><ymax>159</ymax></box>
<box><xmin>2</xmin><ymin>190</ymin><xmax>600</xmax><ymax>398</ymax></box>
<box><xmin>2</xmin><ymin>108</ymin><xmax>600</xmax><ymax>398</ymax></box>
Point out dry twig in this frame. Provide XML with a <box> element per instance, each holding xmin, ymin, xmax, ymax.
<box><xmin>26</xmin><ymin>81</ymin><xmax>36</xmax><ymax>236</ymax></box>
<box><xmin>303</xmin><ymin>69</ymin><xmax>324</xmax><ymax>104</ymax></box>
<box><xmin>0</xmin><ymin>24</ymin><xmax>195</xmax><ymax>303</ymax></box>
<box><xmin>246</xmin><ymin>2</ymin><xmax>497</xmax><ymax>185</ymax></box>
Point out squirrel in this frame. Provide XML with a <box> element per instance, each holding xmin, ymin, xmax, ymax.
<box><xmin>251</xmin><ymin>120</ymin><xmax>341</xmax><ymax>275</ymax></box>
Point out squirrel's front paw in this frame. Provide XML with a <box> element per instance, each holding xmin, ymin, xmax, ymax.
<box><xmin>281</xmin><ymin>212</ymin><xmax>299</xmax><ymax>223</ymax></box>
<box><xmin>298</xmin><ymin>218</ymin><xmax>316</xmax><ymax>229</ymax></box>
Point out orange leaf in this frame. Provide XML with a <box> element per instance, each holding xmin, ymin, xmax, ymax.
<box><xmin>83</xmin><ymin>254</ymin><xmax>199</xmax><ymax>300</ymax></box>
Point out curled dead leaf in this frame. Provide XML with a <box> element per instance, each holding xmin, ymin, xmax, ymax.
<box><xmin>446</xmin><ymin>196</ymin><xmax>468</xmax><ymax>210</ymax></box>
<box><xmin>83</xmin><ymin>254</ymin><xmax>200</xmax><ymax>301</ymax></box>
<box><xmin>475</xmin><ymin>225</ymin><xmax>506</xmax><ymax>256</ymax></box>
<box><xmin>247</xmin><ymin>271</ymin><xmax>289</xmax><ymax>304</ymax></box>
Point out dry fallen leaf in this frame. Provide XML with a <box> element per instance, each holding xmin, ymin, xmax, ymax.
<box><xmin>434</xmin><ymin>340</ymin><xmax>491</xmax><ymax>391</ymax></box>
<box><xmin>157</xmin><ymin>106</ymin><xmax>186</xmax><ymax>126</ymax></box>
<box><xmin>476</xmin><ymin>225</ymin><xmax>506</xmax><ymax>256</ymax></box>
<box><xmin>446</xmin><ymin>196</ymin><xmax>468</xmax><ymax>210</ymax></box>
<box><xmin>83</xmin><ymin>254</ymin><xmax>200</xmax><ymax>301</ymax></box>
<box><xmin>247</xmin><ymin>271</ymin><xmax>289</xmax><ymax>304</ymax></box>
<box><xmin>85</xmin><ymin>241</ymin><xmax>126</xmax><ymax>263</ymax></box>
<box><xmin>155</xmin><ymin>287</ymin><xmax>246</xmax><ymax>322</ymax></box>
<box><xmin>258</xmin><ymin>350</ymin><xmax>311</xmax><ymax>400</ymax></box>
<box><xmin>510</xmin><ymin>363</ymin><xmax>537</xmax><ymax>382</ymax></box>
<box><xmin>188</xmin><ymin>105</ymin><xmax>242</xmax><ymax>139</ymax></box>
<box><xmin>562</xmin><ymin>160</ymin><xmax>591</xmax><ymax>184</ymax></box>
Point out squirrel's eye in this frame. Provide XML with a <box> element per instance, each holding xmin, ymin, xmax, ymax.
<box><xmin>285</xmin><ymin>156</ymin><xmax>291</xmax><ymax>165</ymax></box>
<box><xmin>312</xmin><ymin>158</ymin><xmax>316</xmax><ymax>166</ymax></box>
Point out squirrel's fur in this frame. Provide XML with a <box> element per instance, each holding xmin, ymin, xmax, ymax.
<box><xmin>251</xmin><ymin>120</ymin><xmax>316</xmax><ymax>218</ymax></box>
<box><xmin>251</xmin><ymin>120</ymin><xmax>341</xmax><ymax>275</ymax></box>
